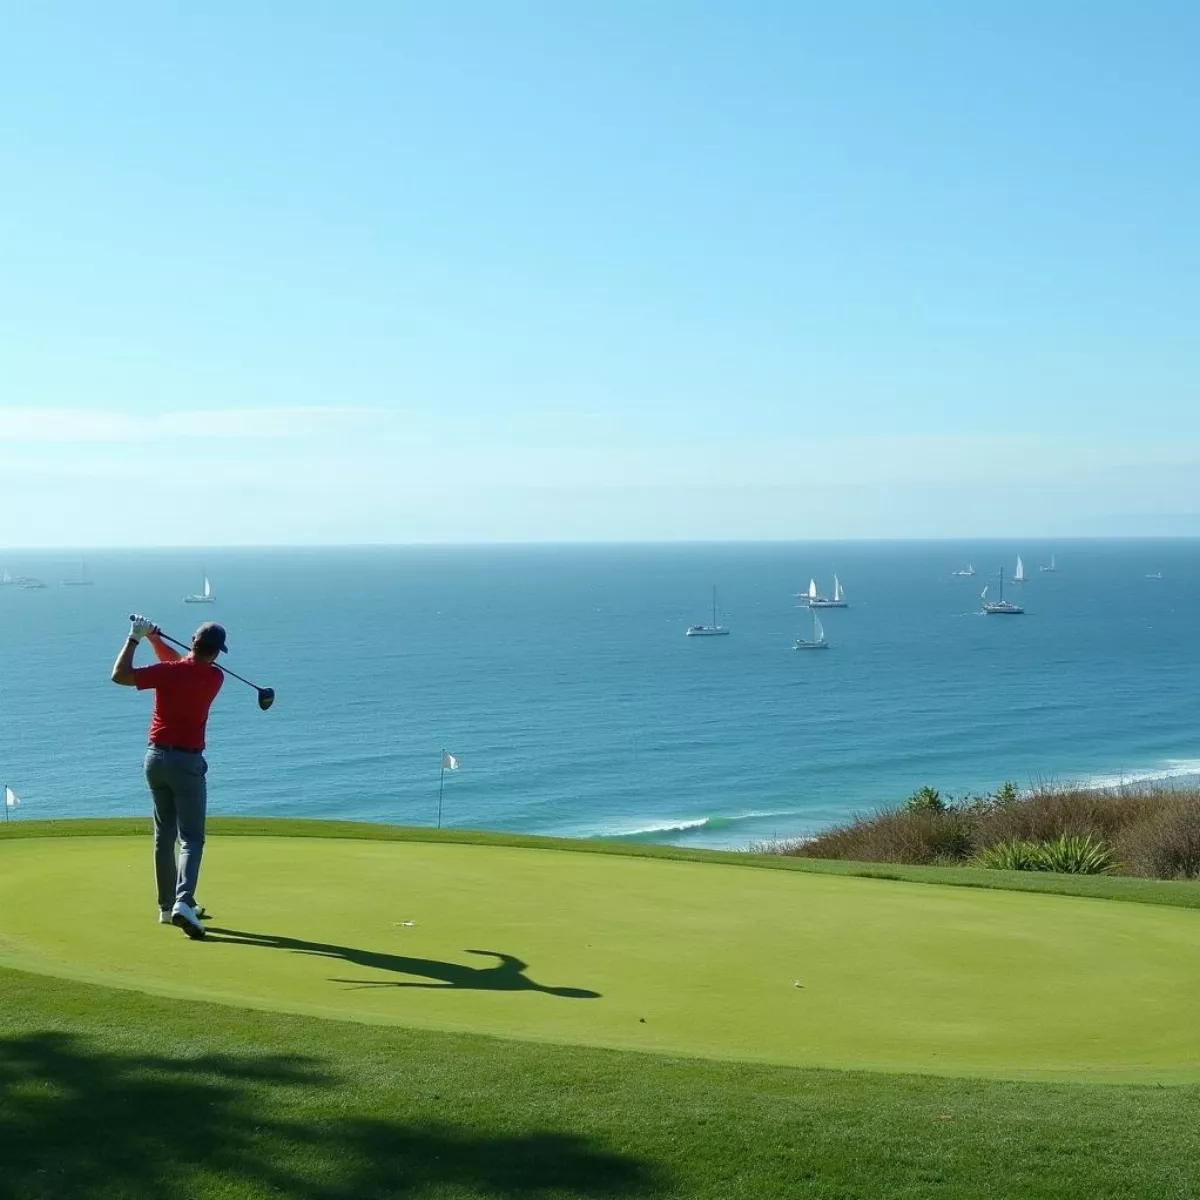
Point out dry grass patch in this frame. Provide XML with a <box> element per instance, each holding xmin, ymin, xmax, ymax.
<box><xmin>786</xmin><ymin>784</ymin><xmax>1200</xmax><ymax>879</ymax></box>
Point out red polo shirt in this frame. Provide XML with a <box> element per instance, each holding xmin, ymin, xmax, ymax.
<box><xmin>133</xmin><ymin>657</ymin><xmax>224</xmax><ymax>750</ymax></box>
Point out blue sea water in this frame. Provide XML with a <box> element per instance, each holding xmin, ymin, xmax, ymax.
<box><xmin>1</xmin><ymin>542</ymin><xmax>1197</xmax><ymax>849</ymax></box>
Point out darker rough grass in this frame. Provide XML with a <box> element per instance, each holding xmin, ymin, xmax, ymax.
<box><xmin>788</xmin><ymin>785</ymin><xmax>1200</xmax><ymax>880</ymax></box>
<box><xmin>4</xmin><ymin>965</ymin><xmax>1200</xmax><ymax>1199</ymax></box>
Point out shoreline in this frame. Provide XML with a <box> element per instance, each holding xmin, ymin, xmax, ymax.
<box><xmin>7</xmin><ymin>761</ymin><xmax>1200</xmax><ymax>854</ymax></box>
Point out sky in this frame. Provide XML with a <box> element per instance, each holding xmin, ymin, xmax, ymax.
<box><xmin>1</xmin><ymin>1</ymin><xmax>1198</xmax><ymax>546</ymax></box>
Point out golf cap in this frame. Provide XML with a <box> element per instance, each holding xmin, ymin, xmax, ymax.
<box><xmin>193</xmin><ymin>622</ymin><xmax>228</xmax><ymax>655</ymax></box>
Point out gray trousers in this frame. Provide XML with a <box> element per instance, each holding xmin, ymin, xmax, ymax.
<box><xmin>145</xmin><ymin>747</ymin><xmax>208</xmax><ymax>911</ymax></box>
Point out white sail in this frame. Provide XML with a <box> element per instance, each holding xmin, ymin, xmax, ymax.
<box><xmin>185</xmin><ymin>570</ymin><xmax>215</xmax><ymax>603</ymax></box>
<box><xmin>813</xmin><ymin>614</ymin><xmax>825</xmax><ymax>643</ymax></box>
<box><xmin>807</xmin><ymin>578</ymin><xmax>818</xmax><ymax>600</ymax></box>
<box><xmin>833</xmin><ymin>575</ymin><xmax>843</xmax><ymax>602</ymax></box>
<box><xmin>1014</xmin><ymin>555</ymin><xmax>1025</xmax><ymax>583</ymax></box>
<box><xmin>980</xmin><ymin>586</ymin><xmax>988</xmax><ymax>601</ymax></box>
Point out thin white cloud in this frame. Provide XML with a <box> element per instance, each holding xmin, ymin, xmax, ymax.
<box><xmin>2</xmin><ymin>417</ymin><xmax>1198</xmax><ymax>494</ymax></box>
<box><xmin>0</xmin><ymin>406</ymin><xmax>384</xmax><ymax>443</ymax></box>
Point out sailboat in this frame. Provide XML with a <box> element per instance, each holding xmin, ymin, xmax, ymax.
<box><xmin>184</xmin><ymin>573</ymin><xmax>215</xmax><ymax>604</ymax></box>
<box><xmin>1012</xmin><ymin>555</ymin><xmax>1026</xmax><ymax>584</ymax></box>
<box><xmin>62</xmin><ymin>560</ymin><xmax>94</xmax><ymax>586</ymax></box>
<box><xmin>794</xmin><ymin>610</ymin><xmax>829</xmax><ymax>650</ymax></box>
<box><xmin>795</xmin><ymin>578</ymin><xmax>819</xmax><ymax>605</ymax></box>
<box><xmin>981</xmin><ymin>568</ymin><xmax>1024</xmax><ymax>615</ymax></box>
<box><xmin>951</xmin><ymin>564</ymin><xmax>976</xmax><ymax>577</ymax></box>
<box><xmin>809</xmin><ymin>574</ymin><xmax>848</xmax><ymax>609</ymax></box>
<box><xmin>1039</xmin><ymin>554</ymin><xmax>1056</xmax><ymax>574</ymax></box>
<box><xmin>686</xmin><ymin>586</ymin><xmax>730</xmax><ymax>637</ymax></box>
<box><xmin>4</xmin><ymin>568</ymin><xmax>44</xmax><ymax>587</ymax></box>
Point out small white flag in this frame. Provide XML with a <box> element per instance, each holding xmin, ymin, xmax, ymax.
<box><xmin>442</xmin><ymin>752</ymin><xmax>459</xmax><ymax>771</ymax></box>
<box><xmin>4</xmin><ymin>786</ymin><xmax>19</xmax><ymax>808</ymax></box>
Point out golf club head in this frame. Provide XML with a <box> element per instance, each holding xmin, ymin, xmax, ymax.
<box><xmin>257</xmin><ymin>688</ymin><xmax>275</xmax><ymax>711</ymax></box>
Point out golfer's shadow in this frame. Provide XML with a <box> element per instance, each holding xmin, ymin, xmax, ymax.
<box><xmin>205</xmin><ymin>929</ymin><xmax>600</xmax><ymax>998</ymax></box>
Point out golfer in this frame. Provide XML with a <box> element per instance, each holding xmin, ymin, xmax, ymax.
<box><xmin>111</xmin><ymin>614</ymin><xmax>226</xmax><ymax>940</ymax></box>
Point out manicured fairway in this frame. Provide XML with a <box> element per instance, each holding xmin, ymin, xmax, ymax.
<box><xmin>3</xmin><ymin>832</ymin><xmax>1199</xmax><ymax>1081</ymax></box>
<box><xmin>7</xmin><ymin>965</ymin><xmax>1200</xmax><ymax>1200</ymax></box>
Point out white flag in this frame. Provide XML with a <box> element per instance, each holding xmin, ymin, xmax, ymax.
<box><xmin>442</xmin><ymin>752</ymin><xmax>459</xmax><ymax>771</ymax></box>
<box><xmin>4</xmin><ymin>787</ymin><xmax>19</xmax><ymax>808</ymax></box>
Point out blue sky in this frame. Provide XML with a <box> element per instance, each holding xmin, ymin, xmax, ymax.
<box><xmin>2</xmin><ymin>1</ymin><xmax>1198</xmax><ymax>545</ymax></box>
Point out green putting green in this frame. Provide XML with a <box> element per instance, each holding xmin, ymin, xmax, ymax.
<box><xmin>1</xmin><ymin>832</ymin><xmax>1198</xmax><ymax>1082</ymax></box>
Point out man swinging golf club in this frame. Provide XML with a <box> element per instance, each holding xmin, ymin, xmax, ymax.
<box><xmin>111</xmin><ymin>615</ymin><xmax>226</xmax><ymax>940</ymax></box>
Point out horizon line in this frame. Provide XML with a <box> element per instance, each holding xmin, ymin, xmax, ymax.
<box><xmin>3</xmin><ymin>534</ymin><xmax>1200</xmax><ymax>553</ymax></box>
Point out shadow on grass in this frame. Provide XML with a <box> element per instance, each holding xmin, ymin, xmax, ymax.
<box><xmin>0</xmin><ymin>1031</ymin><xmax>659</xmax><ymax>1198</ymax></box>
<box><xmin>205</xmin><ymin>928</ymin><xmax>600</xmax><ymax>998</ymax></box>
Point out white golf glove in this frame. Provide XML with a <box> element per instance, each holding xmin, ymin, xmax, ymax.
<box><xmin>129</xmin><ymin>614</ymin><xmax>155</xmax><ymax>642</ymax></box>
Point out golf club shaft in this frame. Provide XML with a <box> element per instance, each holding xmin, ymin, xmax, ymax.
<box><xmin>154</xmin><ymin>629</ymin><xmax>264</xmax><ymax>693</ymax></box>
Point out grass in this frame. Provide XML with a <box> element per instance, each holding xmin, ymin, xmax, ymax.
<box><xmin>7</xmin><ymin>815</ymin><xmax>1200</xmax><ymax>909</ymax></box>
<box><xmin>5</xmin><ymin>965</ymin><xmax>1200</xmax><ymax>1199</ymax></box>
<box><xmin>4</xmin><ymin>826</ymin><xmax>1200</xmax><ymax>1080</ymax></box>
<box><xmin>5</xmin><ymin>819</ymin><xmax>1200</xmax><ymax>1197</ymax></box>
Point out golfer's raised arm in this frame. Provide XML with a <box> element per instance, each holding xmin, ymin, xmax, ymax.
<box><xmin>146</xmin><ymin>627</ymin><xmax>182</xmax><ymax>663</ymax></box>
<box><xmin>111</xmin><ymin>615</ymin><xmax>154</xmax><ymax>685</ymax></box>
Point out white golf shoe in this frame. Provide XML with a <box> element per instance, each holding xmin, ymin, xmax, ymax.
<box><xmin>171</xmin><ymin>901</ymin><xmax>207</xmax><ymax>940</ymax></box>
<box><xmin>158</xmin><ymin>910</ymin><xmax>172</xmax><ymax>925</ymax></box>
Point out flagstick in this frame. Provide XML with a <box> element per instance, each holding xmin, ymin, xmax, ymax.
<box><xmin>437</xmin><ymin>754</ymin><xmax>446</xmax><ymax>830</ymax></box>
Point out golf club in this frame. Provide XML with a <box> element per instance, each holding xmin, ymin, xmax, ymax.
<box><xmin>130</xmin><ymin>617</ymin><xmax>275</xmax><ymax>710</ymax></box>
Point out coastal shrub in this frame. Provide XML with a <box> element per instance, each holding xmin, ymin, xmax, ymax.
<box><xmin>1035</xmin><ymin>834</ymin><xmax>1115</xmax><ymax>875</ymax></box>
<box><xmin>973</xmin><ymin>835</ymin><xmax>1113</xmax><ymax>874</ymax></box>
<box><xmin>785</xmin><ymin>784</ymin><xmax>1200</xmax><ymax>877</ymax></box>
<box><xmin>992</xmin><ymin>781</ymin><xmax>1020</xmax><ymax>808</ymax></box>
<box><xmin>973</xmin><ymin>839</ymin><xmax>1044</xmax><ymax>871</ymax></box>
<box><xmin>931</xmin><ymin>818</ymin><xmax>973</xmax><ymax>862</ymax></box>
<box><xmin>904</xmin><ymin>786</ymin><xmax>945</xmax><ymax>814</ymax></box>
<box><xmin>1117</xmin><ymin>800</ymin><xmax>1200</xmax><ymax>879</ymax></box>
<box><xmin>976</xmin><ymin>787</ymin><xmax>1157</xmax><ymax>846</ymax></box>
<box><xmin>786</xmin><ymin>807</ymin><xmax>975</xmax><ymax>865</ymax></box>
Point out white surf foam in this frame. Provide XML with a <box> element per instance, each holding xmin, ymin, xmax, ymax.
<box><xmin>1063</xmin><ymin>758</ymin><xmax>1200</xmax><ymax>792</ymax></box>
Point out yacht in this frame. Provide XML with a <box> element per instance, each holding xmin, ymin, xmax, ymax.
<box><xmin>1012</xmin><ymin>555</ymin><xmax>1026</xmax><ymax>584</ymax></box>
<box><xmin>794</xmin><ymin>610</ymin><xmax>829</xmax><ymax>650</ymax></box>
<box><xmin>1039</xmin><ymin>554</ymin><xmax>1057</xmax><ymax>574</ymax></box>
<box><xmin>981</xmin><ymin>569</ymin><xmax>1024</xmax><ymax>615</ymax></box>
<box><xmin>809</xmin><ymin>575</ymin><xmax>848</xmax><ymax>609</ymax></box>
<box><xmin>184</xmin><ymin>573</ymin><xmax>215</xmax><ymax>604</ymax></box>
<box><xmin>951</xmin><ymin>564</ymin><xmax>976</xmax><ymax>577</ymax></box>
<box><xmin>686</xmin><ymin>586</ymin><xmax>730</xmax><ymax>637</ymax></box>
<box><xmin>4</xmin><ymin>570</ymin><xmax>45</xmax><ymax>588</ymax></box>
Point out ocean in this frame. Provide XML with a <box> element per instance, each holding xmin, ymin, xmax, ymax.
<box><xmin>1</xmin><ymin>542</ymin><xmax>1197</xmax><ymax>849</ymax></box>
